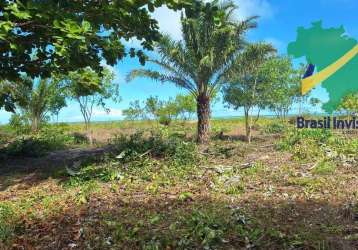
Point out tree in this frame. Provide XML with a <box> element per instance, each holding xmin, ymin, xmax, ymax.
<box><xmin>174</xmin><ymin>94</ymin><xmax>196</xmax><ymax>121</ymax></box>
<box><xmin>123</xmin><ymin>94</ymin><xmax>195</xmax><ymax>123</ymax></box>
<box><xmin>264</xmin><ymin>57</ymin><xmax>302</xmax><ymax>121</ymax></box>
<box><xmin>223</xmin><ymin>43</ymin><xmax>276</xmax><ymax>143</ymax></box>
<box><xmin>123</xmin><ymin>100</ymin><xmax>145</xmax><ymax>121</ymax></box>
<box><xmin>63</xmin><ymin>67</ymin><xmax>120</xmax><ymax>143</ymax></box>
<box><xmin>145</xmin><ymin>96</ymin><xmax>163</xmax><ymax>120</ymax></box>
<box><xmin>127</xmin><ymin>0</ymin><xmax>257</xmax><ymax>143</ymax></box>
<box><xmin>5</xmin><ymin>78</ymin><xmax>66</xmax><ymax>131</ymax></box>
<box><xmin>0</xmin><ymin>0</ymin><xmax>194</xmax><ymax>111</ymax></box>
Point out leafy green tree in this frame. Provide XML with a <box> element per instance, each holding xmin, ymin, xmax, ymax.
<box><xmin>223</xmin><ymin>43</ymin><xmax>276</xmax><ymax>143</ymax></box>
<box><xmin>338</xmin><ymin>93</ymin><xmax>358</xmax><ymax>116</ymax></box>
<box><xmin>0</xmin><ymin>0</ymin><xmax>194</xmax><ymax>111</ymax></box>
<box><xmin>63</xmin><ymin>67</ymin><xmax>120</xmax><ymax>143</ymax></box>
<box><xmin>5</xmin><ymin>78</ymin><xmax>66</xmax><ymax>132</ymax></box>
<box><xmin>174</xmin><ymin>94</ymin><xmax>196</xmax><ymax>120</ymax></box>
<box><xmin>123</xmin><ymin>94</ymin><xmax>195</xmax><ymax>123</ymax></box>
<box><xmin>145</xmin><ymin>96</ymin><xmax>163</xmax><ymax>120</ymax></box>
<box><xmin>123</xmin><ymin>100</ymin><xmax>145</xmax><ymax>121</ymax></box>
<box><xmin>264</xmin><ymin>57</ymin><xmax>302</xmax><ymax>121</ymax></box>
<box><xmin>127</xmin><ymin>0</ymin><xmax>257</xmax><ymax>143</ymax></box>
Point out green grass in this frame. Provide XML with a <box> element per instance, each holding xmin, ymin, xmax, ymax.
<box><xmin>1</xmin><ymin>118</ymin><xmax>358</xmax><ymax>249</ymax></box>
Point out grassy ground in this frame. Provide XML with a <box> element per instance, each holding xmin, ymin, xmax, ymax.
<box><xmin>0</xmin><ymin>119</ymin><xmax>357</xmax><ymax>249</ymax></box>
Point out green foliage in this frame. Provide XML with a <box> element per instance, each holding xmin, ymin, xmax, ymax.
<box><xmin>177</xmin><ymin>208</ymin><xmax>263</xmax><ymax>249</ymax></box>
<box><xmin>0</xmin><ymin>203</ymin><xmax>19</xmax><ymax>243</ymax></box>
<box><xmin>311</xmin><ymin>161</ymin><xmax>336</xmax><ymax>175</ymax></box>
<box><xmin>0</xmin><ymin>125</ymin><xmax>75</xmax><ymax>157</ymax></box>
<box><xmin>9</xmin><ymin>113</ymin><xmax>31</xmax><ymax>135</ymax></box>
<box><xmin>263</xmin><ymin>57</ymin><xmax>302</xmax><ymax>120</ymax></box>
<box><xmin>0</xmin><ymin>0</ymin><xmax>194</xmax><ymax>110</ymax></box>
<box><xmin>66</xmin><ymin>164</ymin><xmax>122</xmax><ymax>187</ymax></box>
<box><xmin>278</xmin><ymin>128</ymin><xmax>332</xmax><ymax>151</ymax></box>
<box><xmin>174</xmin><ymin>94</ymin><xmax>196</xmax><ymax>120</ymax></box>
<box><xmin>62</xmin><ymin>67</ymin><xmax>120</xmax><ymax>129</ymax></box>
<box><xmin>123</xmin><ymin>100</ymin><xmax>145</xmax><ymax>121</ymax></box>
<box><xmin>123</xmin><ymin>94</ymin><xmax>196</xmax><ymax>125</ymax></box>
<box><xmin>277</xmin><ymin>128</ymin><xmax>333</xmax><ymax>161</ymax></box>
<box><xmin>127</xmin><ymin>1</ymin><xmax>257</xmax><ymax>142</ymax></box>
<box><xmin>328</xmin><ymin>136</ymin><xmax>358</xmax><ymax>155</ymax></box>
<box><xmin>222</xmin><ymin>43</ymin><xmax>276</xmax><ymax>142</ymax></box>
<box><xmin>5</xmin><ymin>78</ymin><xmax>67</xmax><ymax>131</ymax></box>
<box><xmin>338</xmin><ymin>92</ymin><xmax>358</xmax><ymax>115</ymax></box>
<box><xmin>112</xmin><ymin>130</ymin><xmax>198</xmax><ymax>166</ymax></box>
<box><xmin>264</xmin><ymin>122</ymin><xmax>286</xmax><ymax>134</ymax></box>
<box><xmin>71</xmin><ymin>132</ymin><xmax>89</xmax><ymax>144</ymax></box>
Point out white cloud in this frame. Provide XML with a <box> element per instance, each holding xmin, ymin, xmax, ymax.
<box><xmin>152</xmin><ymin>6</ymin><xmax>183</xmax><ymax>41</ymax></box>
<box><xmin>149</xmin><ymin>1</ymin><xmax>274</xmax><ymax>42</ymax></box>
<box><xmin>234</xmin><ymin>0</ymin><xmax>274</xmax><ymax>20</ymax></box>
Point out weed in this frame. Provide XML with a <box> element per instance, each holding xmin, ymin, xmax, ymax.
<box><xmin>66</xmin><ymin>162</ymin><xmax>123</xmax><ymax>186</ymax></box>
<box><xmin>112</xmin><ymin>130</ymin><xmax>199</xmax><ymax>166</ymax></box>
<box><xmin>311</xmin><ymin>161</ymin><xmax>336</xmax><ymax>175</ymax></box>
<box><xmin>264</xmin><ymin>122</ymin><xmax>286</xmax><ymax>134</ymax></box>
<box><xmin>0</xmin><ymin>203</ymin><xmax>19</xmax><ymax>243</ymax></box>
<box><xmin>0</xmin><ymin>125</ymin><xmax>75</xmax><ymax>157</ymax></box>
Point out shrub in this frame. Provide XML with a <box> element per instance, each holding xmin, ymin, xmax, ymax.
<box><xmin>0</xmin><ymin>125</ymin><xmax>74</xmax><ymax>157</ymax></box>
<box><xmin>8</xmin><ymin>114</ymin><xmax>31</xmax><ymax>135</ymax></box>
<box><xmin>264</xmin><ymin>122</ymin><xmax>286</xmax><ymax>134</ymax></box>
<box><xmin>112</xmin><ymin>130</ymin><xmax>199</xmax><ymax>166</ymax></box>
<box><xmin>311</xmin><ymin>161</ymin><xmax>336</xmax><ymax>175</ymax></box>
<box><xmin>277</xmin><ymin>128</ymin><xmax>333</xmax><ymax>161</ymax></box>
<box><xmin>177</xmin><ymin>208</ymin><xmax>264</xmax><ymax>249</ymax></box>
<box><xmin>291</xmin><ymin>139</ymin><xmax>324</xmax><ymax>161</ymax></box>
<box><xmin>71</xmin><ymin>132</ymin><xmax>89</xmax><ymax>144</ymax></box>
<box><xmin>277</xmin><ymin>128</ymin><xmax>332</xmax><ymax>151</ymax></box>
<box><xmin>158</xmin><ymin>115</ymin><xmax>172</xmax><ymax>126</ymax></box>
<box><xmin>66</xmin><ymin>163</ymin><xmax>123</xmax><ymax>186</ymax></box>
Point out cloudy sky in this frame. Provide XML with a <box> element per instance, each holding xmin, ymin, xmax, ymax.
<box><xmin>1</xmin><ymin>0</ymin><xmax>357</xmax><ymax>124</ymax></box>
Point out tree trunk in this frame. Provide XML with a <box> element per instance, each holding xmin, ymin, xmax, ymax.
<box><xmin>31</xmin><ymin>116</ymin><xmax>39</xmax><ymax>132</ymax></box>
<box><xmin>244</xmin><ymin>109</ymin><xmax>251</xmax><ymax>143</ymax></box>
<box><xmin>85</xmin><ymin>121</ymin><xmax>94</xmax><ymax>146</ymax></box>
<box><xmin>196</xmin><ymin>93</ymin><xmax>210</xmax><ymax>144</ymax></box>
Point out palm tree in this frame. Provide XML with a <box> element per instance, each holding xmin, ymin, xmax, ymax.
<box><xmin>127</xmin><ymin>0</ymin><xmax>257</xmax><ymax>143</ymax></box>
<box><xmin>4</xmin><ymin>78</ymin><xmax>66</xmax><ymax>131</ymax></box>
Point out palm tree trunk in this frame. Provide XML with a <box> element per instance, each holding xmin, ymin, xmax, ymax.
<box><xmin>196</xmin><ymin>93</ymin><xmax>210</xmax><ymax>144</ymax></box>
<box><xmin>31</xmin><ymin>116</ymin><xmax>39</xmax><ymax>132</ymax></box>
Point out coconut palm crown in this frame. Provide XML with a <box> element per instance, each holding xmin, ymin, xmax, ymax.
<box><xmin>127</xmin><ymin>0</ymin><xmax>257</xmax><ymax>143</ymax></box>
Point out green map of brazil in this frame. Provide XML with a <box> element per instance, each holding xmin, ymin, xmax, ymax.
<box><xmin>287</xmin><ymin>21</ymin><xmax>358</xmax><ymax>113</ymax></box>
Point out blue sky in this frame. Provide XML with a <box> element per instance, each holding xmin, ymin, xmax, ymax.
<box><xmin>1</xmin><ymin>0</ymin><xmax>357</xmax><ymax>124</ymax></box>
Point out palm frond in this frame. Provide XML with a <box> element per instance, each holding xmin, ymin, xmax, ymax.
<box><xmin>126</xmin><ymin>69</ymin><xmax>197</xmax><ymax>95</ymax></box>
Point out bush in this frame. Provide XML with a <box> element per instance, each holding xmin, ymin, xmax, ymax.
<box><xmin>66</xmin><ymin>162</ymin><xmax>122</xmax><ymax>187</ymax></box>
<box><xmin>112</xmin><ymin>130</ymin><xmax>199</xmax><ymax>166</ymax></box>
<box><xmin>277</xmin><ymin>128</ymin><xmax>332</xmax><ymax>151</ymax></box>
<box><xmin>264</xmin><ymin>122</ymin><xmax>286</xmax><ymax>134</ymax></box>
<box><xmin>311</xmin><ymin>161</ymin><xmax>336</xmax><ymax>175</ymax></box>
<box><xmin>8</xmin><ymin>114</ymin><xmax>31</xmax><ymax>135</ymax></box>
<box><xmin>177</xmin><ymin>208</ymin><xmax>264</xmax><ymax>249</ymax></box>
<box><xmin>277</xmin><ymin>128</ymin><xmax>333</xmax><ymax>161</ymax></box>
<box><xmin>158</xmin><ymin>115</ymin><xmax>172</xmax><ymax>126</ymax></box>
<box><xmin>71</xmin><ymin>132</ymin><xmax>89</xmax><ymax>144</ymax></box>
<box><xmin>0</xmin><ymin>125</ymin><xmax>75</xmax><ymax>157</ymax></box>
